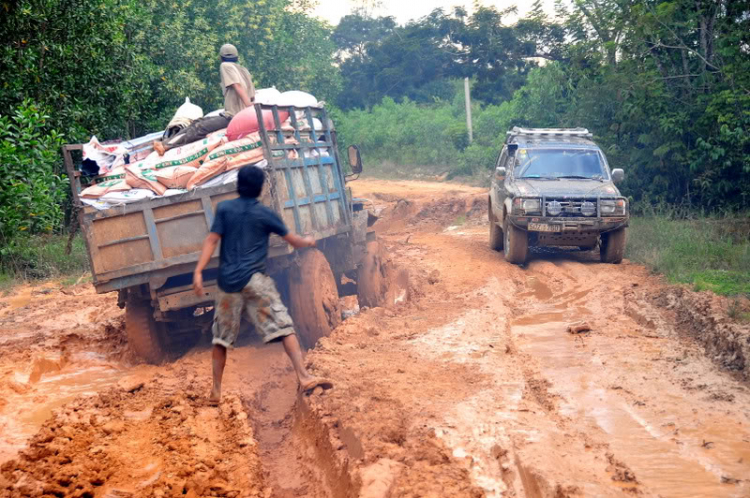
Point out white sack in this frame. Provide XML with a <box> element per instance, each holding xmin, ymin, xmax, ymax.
<box><xmin>276</xmin><ymin>90</ymin><xmax>318</xmax><ymax>108</ymax></box>
<box><xmin>101</xmin><ymin>189</ymin><xmax>156</xmax><ymax>204</ymax></box>
<box><xmin>82</xmin><ymin>136</ymin><xmax>127</xmax><ymax>175</ymax></box>
<box><xmin>255</xmin><ymin>87</ymin><xmax>282</xmax><ymax>105</ymax></box>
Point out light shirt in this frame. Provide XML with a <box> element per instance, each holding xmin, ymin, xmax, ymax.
<box><xmin>220</xmin><ymin>62</ymin><xmax>255</xmax><ymax>117</ymax></box>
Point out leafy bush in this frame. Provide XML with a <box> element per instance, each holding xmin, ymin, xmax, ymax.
<box><xmin>0</xmin><ymin>0</ymin><xmax>341</xmax><ymax>141</ymax></box>
<box><xmin>0</xmin><ymin>100</ymin><xmax>67</xmax><ymax>245</ymax></box>
<box><xmin>0</xmin><ymin>234</ymin><xmax>89</xmax><ymax>281</ymax></box>
<box><xmin>335</xmin><ymin>83</ymin><xmax>511</xmax><ymax>177</ymax></box>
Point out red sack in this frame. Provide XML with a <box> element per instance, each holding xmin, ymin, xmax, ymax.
<box><xmin>227</xmin><ymin>108</ymin><xmax>289</xmax><ymax>141</ymax></box>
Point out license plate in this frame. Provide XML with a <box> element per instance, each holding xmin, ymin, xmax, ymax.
<box><xmin>528</xmin><ymin>223</ymin><xmax>561</xmax><ymax>232</ymax></box>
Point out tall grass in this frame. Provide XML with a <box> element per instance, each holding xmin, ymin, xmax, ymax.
<box><xmin>626</xmin><ymin>214</ymin><xmax>750</xmax><ymax>296</ymax></box>
<box><xmin>0</xmin><ymin>234</ymin><xmax>89</xmax><ymax>285</ymax></box>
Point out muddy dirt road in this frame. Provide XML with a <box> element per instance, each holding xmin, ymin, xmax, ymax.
<box><xmin>2</xmin><ymin>179</ymin><xmax>750</xmax><ymax>497</ymax></box>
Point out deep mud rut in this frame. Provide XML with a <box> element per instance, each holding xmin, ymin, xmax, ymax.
<box><xmin>2</xmin><ymin>179</ymin><xmax>750</xmax><ymax>497</ymax></box>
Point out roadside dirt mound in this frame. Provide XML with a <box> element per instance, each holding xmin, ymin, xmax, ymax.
<box><xmin>0</xmin><ymin>373</ymin><xmax>266</xmax><ymax>498</ymax></box>
<box><xmin>465</xmin><ymin>195</ymin><xmax>488</xmax><ymax>221</ymax></box>
<box><xmin>651</xmin><ymin>287</ymin><xmax>750</xmax><ymax>381</ymax></box>
<box><xmin>409</xmin><ymin>194</ymin><xmax>486</xmax><ymax>227</ymax></box>
<box><xmin>370</xmin><ymin>192</ymin><xmax>487</xmax><ymax>233</ymax></box>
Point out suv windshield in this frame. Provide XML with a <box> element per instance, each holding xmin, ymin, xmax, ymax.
<box><xmin>515</xmin><ymin>149</ymin><xmax>607</xmax><ymax>180</ymax></box>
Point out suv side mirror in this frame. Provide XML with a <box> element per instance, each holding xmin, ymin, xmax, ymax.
<box><xmin>496</xmin><ymin>166</ymin><xmax>507</xmax><ymax>179</ymax></box>
<box><xmin>348</xmin><ymin>145</ymin><xmax>363</xmax><ymax>175</ymax></box>
<box><xmin>611</xmin><ymin>168</ymin><xmax>624</xmax><ymax>184</ymax></box>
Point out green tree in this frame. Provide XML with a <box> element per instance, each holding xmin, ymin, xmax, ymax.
<box><xmin>0</xmin><ymin>101</ymin><xmax>66</xmax><ymax>240</ymax></box>
<box><xmin>0</xmin><ymin>0</ymin><xmax>343</xmax><ymax>246</ymax></box>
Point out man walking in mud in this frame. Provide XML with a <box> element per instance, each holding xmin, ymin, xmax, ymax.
<box><xmin>193</xmin><ymin>165</ymin><xmax>332</xmax><ymax>404</ymax></box>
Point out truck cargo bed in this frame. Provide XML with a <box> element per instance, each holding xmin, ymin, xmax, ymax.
<box><xmin>65</xmin><ymin>105</ymin><xmax>351</xmax><ymax>294</ymax></box>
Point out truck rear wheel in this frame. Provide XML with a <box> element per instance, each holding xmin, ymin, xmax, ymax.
<box><xmin>489</xmin><ymin>200</ymin><xmax>503</xmax><ymax>251</ymax></box>
<box><xmin>357</xmin><ymin>240</ymin><xmax>391</xmax><ymax>309</ymax></box>
<box><xmin>504</xmin><ymin>217</ymin><xmax>528</xmax><ymax>265</ymax></box>
<box><xmin>288</xmin><ymin>249</ymin><xmax>342</xmax><ymax>349</ymax></box>
<box><xmin>125</xmin><ymin>299</ymin><xmax>166</xmax><ymax>364</ymax></box>
<box><xmin>600</xmin><ymin>227</ymin><xmax>627</xmax><ymax>264</ymax></box>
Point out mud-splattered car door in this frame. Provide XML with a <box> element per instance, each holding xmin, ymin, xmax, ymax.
<box><xmin>491</xmin><ymin>147</ymin><xmax>509</xmax><ymax>221</ymax></box>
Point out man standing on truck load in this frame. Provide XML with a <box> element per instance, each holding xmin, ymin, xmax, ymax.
<box><xmin>153</xmin><ymin>43</ymin><xmax>255</xmax><ymax>156</ymax></box>
<box><xmin>193</xmin><ymin>165</ymin><xmax>332</xmax><ymax>404</ymax></box>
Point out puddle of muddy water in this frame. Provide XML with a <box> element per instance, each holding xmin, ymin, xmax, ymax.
<box><xmin>518</xmin><ymin>277</ymin><xmax>554</xmax><ymax>301</ymax></box>
<box><xmin>0</xmin><ymin>353</ymin><xmax>126</xmax><ymax>462</ymax></box>
<box><xmin>511</xmin><ymin>315</ymin><xmax>750</xmax><ymax>498</ymax></box>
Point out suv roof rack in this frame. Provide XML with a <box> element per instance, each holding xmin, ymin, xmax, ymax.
<box><xmin>506</xmin><ymin>127</ymin><xmax>592</xmax><ymax>140</ymax></box>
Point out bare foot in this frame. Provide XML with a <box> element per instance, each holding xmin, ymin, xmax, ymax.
<box><xmin>208</xmin><ymin>388</ymin><xmax>221</xmax><ymax>406</ymax></box>
<box><xmin>299</xmin><ymin>377</ymin><xmax>333</xmax><ymax>394</ymax></box>
<box><xmin>153</xmin><ymin>141</ymin><xmax>166</xmax><ymax>156</ymax></box>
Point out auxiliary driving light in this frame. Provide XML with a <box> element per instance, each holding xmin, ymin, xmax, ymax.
<box><xmin>581</xmin><ymin>201</ymin><xmax>596</xmax><ymax>216</ymax></box>
<box><xmin>547</xmin><ymin>200</ymin><xmax>562</xmax><ymax>217</ymax></box>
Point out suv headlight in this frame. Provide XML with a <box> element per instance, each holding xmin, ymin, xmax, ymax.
<box><xmin>512</xmin><ymin>198</ymin><xmax>541</xmax><ymax>215</ymax></box>
<box><xmin>601</xmin><ymin>199</ymin><xmax>627</xmax><ymax>216</ymax></box>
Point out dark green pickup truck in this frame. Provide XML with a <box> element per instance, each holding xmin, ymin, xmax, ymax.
<box><xmin>488</xmin><ymin>127</ymin><xmax>629</xmax><ymax>265</ymax></box>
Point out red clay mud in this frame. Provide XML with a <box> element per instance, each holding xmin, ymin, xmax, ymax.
<box><xmin>1</xmin><ymin>179</ymin><xmax>749</xmax><ymax>497</ymax></box>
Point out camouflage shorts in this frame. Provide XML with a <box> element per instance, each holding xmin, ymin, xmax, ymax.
<box><xmin>212</xmin><ymin>273</ymin><xmax>295</xmax><ymax>348</ymax></box>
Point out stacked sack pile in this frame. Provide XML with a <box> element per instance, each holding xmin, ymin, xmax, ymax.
<box><xmin>80</xmin><ymin>89</ymin><xmax>320</xmax><ymax>208</ymax></box>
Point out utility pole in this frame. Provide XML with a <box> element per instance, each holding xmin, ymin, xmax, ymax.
<box><xmin>464</xmin><ymin>77</ymin><xmax>473</xmax><ymax>144</ymax></box>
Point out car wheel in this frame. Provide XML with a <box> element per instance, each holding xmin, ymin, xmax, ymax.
<box><xmin>600</xmin><ymin>227</ymin><xmax>627</xmax><ymax>264</ymax></box>
<box><xmin>504</xmin><ymin>217</ymin><xmax>528</xmax><ymax>265</ymax></box>
<box><xmin>489</xmin><ymin>200</ymin><xmax>503</xmax><ymax>251</ymax></box>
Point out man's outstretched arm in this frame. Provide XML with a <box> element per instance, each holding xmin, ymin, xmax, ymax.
<box><xmin>193</xmin><ymin>232</ymin><xmax>221</xmax><ymax>296</ymax></box>
<box><xmin>283</xmin><ymin>233</ymin><xmax>316</xmax><ymax>249</ymax></box>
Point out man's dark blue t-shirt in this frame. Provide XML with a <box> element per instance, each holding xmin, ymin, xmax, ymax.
<box><xmin>210</xmin><ymin>197</ymin><xmax>289</xmax><ymax>293</ymax></box>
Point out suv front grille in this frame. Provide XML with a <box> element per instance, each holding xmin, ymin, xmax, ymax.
<box><xmin>544</xmin><ymin>198</ymin><xmax>597</xmax><ymax>217</ymax></box>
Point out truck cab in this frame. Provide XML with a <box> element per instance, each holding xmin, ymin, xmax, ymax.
<box><xmin>488</xmin><ymin>127</ymin><xmax>629</xmax><ymax>265</ymax></box>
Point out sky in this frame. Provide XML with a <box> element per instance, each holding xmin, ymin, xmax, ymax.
<box><xmin>312</xmin><ymin>0</ymin><xmax>559</xmax><ymax>25</ymax></box>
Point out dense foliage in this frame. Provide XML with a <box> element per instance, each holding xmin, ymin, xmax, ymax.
<box><xmin>0</xmin><ymin>101</ymin><xmax>66</xmax><ymax>243</ymax></box>
<box><xmin>0</xmin><ymin>0</ymin><xmax>748</xmax><ymax>252</ymax></box>
<box><xmin>0</xmin><ymin>0</ymin><xmax>339</xmax><ymax>140</ymax></box>
<box><xmin>0</xmin><ymin>0</ymin><xmax>338</xmax><ymax>245</ymax></box>
<box><xmin>333</xmin><ymin>0</ymin><xmax>750</xmax><ymax>210</ymax></box>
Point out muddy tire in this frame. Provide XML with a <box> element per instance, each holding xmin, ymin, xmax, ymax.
<box><xmin>125</xmin><ymin>300</ymin><xmax>166</xmax><ymax>364</ymax></box>
<box><xmin>503</xmin><ymin>217</ymin><xmax>528</xmax><ymax>265</ymax></box>
<box><xmin>357</xmin><ymin>240</ymin><xmax>392</xmax><ymax>309</ymax></box>
<box><xmin>489</xmin><ymin>201</ymin><xmax>503</xmax><ymax>251</ymax></box>
<box><xmin>600</xmin><ymin>227</ymin><xmax>627</xmax><ymax>264</ymax></box>
<box><xmin>288</xmin><ymin>249</ymin><xmax>342</xmax><ymax>349</ymax></box>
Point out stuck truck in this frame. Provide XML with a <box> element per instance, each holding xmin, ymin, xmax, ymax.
<box><xmin>64</xmin><ymin>104</ymin><xmax>388</xmax><ymax>363</ymax></box>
